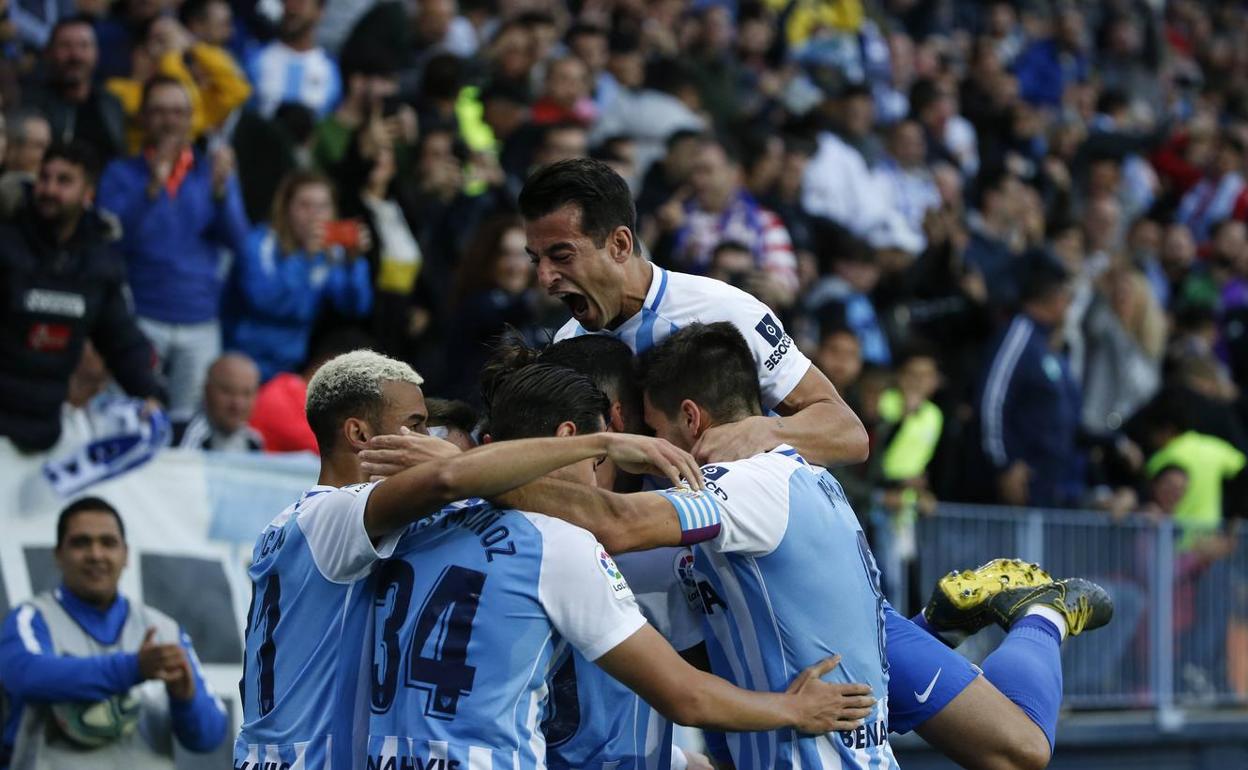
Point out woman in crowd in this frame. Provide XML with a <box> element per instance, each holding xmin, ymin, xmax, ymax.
<box><xmin>224</xmin><ymin>170</ymin><xmax>373</xmax><ymax>381</ymax></box>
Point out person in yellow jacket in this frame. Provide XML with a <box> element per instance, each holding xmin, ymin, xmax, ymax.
<box><xmin>106</xmin><ymin>17</ymin><xmax>251</xmax><ymax>154</ymax></box>
<box><xmin>873</xmin><ymin>347</ymin><xmax>944</xmax><ymax>605</ymax></box>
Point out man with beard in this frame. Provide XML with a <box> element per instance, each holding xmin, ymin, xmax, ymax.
<box><xmin>22</xmin><ymin>17</ymin><xmax>127</xmax><ymax>162</ymax></box>
<box><xmin>0</xmin><ymin>141</ymin><xmax>161</xmax><ymax>452</ymax></box>
<box><xmin>246</xmin><ymin>0</ymin><xmax>342</xmax><ymax>118</ymax></box>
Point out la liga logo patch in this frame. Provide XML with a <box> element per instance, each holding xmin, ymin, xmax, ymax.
<box><xmin>597</xmin><ymin>546</ymin><xmax>632</xmax><ymax>598</ymax></box>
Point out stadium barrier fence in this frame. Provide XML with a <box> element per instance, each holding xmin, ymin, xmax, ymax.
<box><xmin>873</xmin><ymin>504</ymin><xmax>1248</xmax><ymax>716</ymax></box>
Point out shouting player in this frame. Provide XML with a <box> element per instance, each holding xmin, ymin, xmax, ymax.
<box><xmin>514</xmin><ymin>159</ymin><xmax>1112</xmax><ymax>770</ymax></box>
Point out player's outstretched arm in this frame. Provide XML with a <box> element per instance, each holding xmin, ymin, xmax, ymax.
<box><xmin>363</xmin><ymin>433</ymin><xmax>701</xmax><ymax>539</ymax></box>
<box><xmin>498</xmin><ymin>481</ymin><xmax>719</xmax><ymax>554</ymax></box>
<box><xmin>693</xmin><ymin>365</ymin><xmax>869</xmax><ymax>467</ymax></box>
<box><xmin>595</xmin><ymin>623</ymin><xmax>875</xmax><ymax>734</ymax></box>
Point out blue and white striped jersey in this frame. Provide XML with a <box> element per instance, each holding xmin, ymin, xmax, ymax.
<box><xmin>553</xmin><ymin>266</ymin><xmax>810</xmax><ymax>412</ymax></box>
<box><xmin>235</xmin><ymin>483</ymin><xmax>401</xmax><ymax>770</ymax></box>
<box><xmin>686</xmin><ymin>448</ymin><xmax>898</xmax><ymax>770</ymax></box>
<box><xmin>544</xmin><ymin>547</ymin><xmax>704</xmax><ymax>770</ymax></box>
<box><xmin>552</xmin><ymin>266</ymin><xmax>818</xmax><ymax>768</ymax></box>
<box><xmin>366</xmin><ymin>502</ymin><xmax>646</xmax><ymax>770</ymax></box>
<box><xmin>246</xmin><ymin>41</ymin><xmax>342</xmax><ymax>118</ymax></box>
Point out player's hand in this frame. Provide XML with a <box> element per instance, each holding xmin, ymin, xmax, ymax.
<box><xmin>161</xmin><ymin>650</ymin><xmax>197</xmax><ymax>701</ymax></box>
<box><xmin>360</xmin><ymin>426</ymin><xmax>463</xmax><ymax>478</ymax></box>
<box><xmin>691</xmin><ymin>415</ymin><xmax>780</xmax><ymax>465</ymax></box>
<box><xmin>682</xmin><ymin>749</ymin><xmax>715</xmax><ymax>770</ymax></box>
<box><xmin>601</xmin><ymin>434</ymin><xmax>704</xmax><ymax>490</ymax></box>
<box><xmin>785</xmin><ymin>654</ymin><xmax>875</xmax><ymax>734</ymax></box>
<box><xmin>137</xmin><ymin>627</ymin><xmax>186</xmax><ymax>681</ymax></box>
<box><xmin>998</xmin><ymin>461</ymin><xmax>1031</xmax><ymax>506</ymax></box>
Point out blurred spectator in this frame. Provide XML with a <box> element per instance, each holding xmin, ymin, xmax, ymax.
<box><xmin>311</xmin><ymin>47</ymin><xmax>401</xmax><ymax>172</ymax></box>
<box><xmin>180</xmin><ymin>0</ymin><xmax>234</xmax><ymax>48</ymax></box>
<box><xmin>1079</xmin><ymin>262</ymin><xmax>1165</xmax><ymax>434</ymax></box>
<box><xmin>1175</xmin><ymin>131</ymin><xmax>1248</xmax><ymax>245</ymax></box>
<box><xmin>0</xmin><ymin>108</ymin><xmax>51</xmax><ymax>216</ymax></box>
<box><xmin>532</xmin><ymin>55</ymin><xmax>596</xmax><ymax>126</ymax></box>
<box><xmin>232</xmin><ymin>101</ymin><xmax>316</xmax><ymax>223</ymax></box>
<box><xmin>224</xmin><ymin>169</ymin><xmax>372</xmax><ymax>381</ymax></box>
<box><xmin>874</xmin><ymin>119</ymin><xmax>939</xmax><ymax>250</ymax></box>
<box><xmin>23</xmin><ymin>16</ymin><xmax>126</xmax><ymax>161</ymax></box>
<box><xmin>637</xmin><ymin>128</ymin><xmax>702</xmax><ymax>238</ymax></box>
<box><xmin>1012</xmin><ymin>4</ymin><xmax>1090</xmax><ymax>109</ymax></box>
<box><xmin>245</xmin><ymin>0</ymin><xmax>341</xmax><ymax>118</ymax></box>
<box><xmin>814</xmin><ymin>324</ymin><xmax>864</xmax><ymax>403</ymax></box>
<box><xmin>1144</xmin><ymin>398</ymin><xmax>1247</xmax><ymax>547</ymax></box>
<box><xmin>172</xmin><ymin>352</ymin><xmax>264</xmax><ymax>451</ymax></box>
<box><xmin>873</xmin><ymin>346</ymin><xmax>944</xmax><ymax>600</ymax></box>
<box><xmin>97</xmin><ymin>76</ymin><xmax>249</xmax><ymax>421</ymax></box>
<box><xmin>336</xmin><ymin>123</ymin><xmax>421</xmax><ymax>358</ymax></box>
<box><xmin>591</xmin><ymin>34</ymin><xmax>704</xmax><ymax>180</ymax></box>
<box><xmin>800</xmin><ymin>236</ymin><xmax>891</xmax><ymax>366</ymax></box>
<box><xmin>106</xmin><ymin>17</ymin><xmax>252</xmax><ymax>154</ymax></box>
<box><xmin>0</xmin><ymin>141</ymin><xmax>161</xmax><ymax>453</ymax></box>
<box><xmin>93</xmin><ymin>0</ymin><xmax>168</xmax><ymax>80</ymax></box>
<box><xmin>445</xmin><ymin>213</ymin><xmax>536</xmax><ymax>400</ymax></box>
<box><xmin>653</xmin><ymin>135</ymin><xmax>797</xmax><ymax>305</ymax></box>
<box><xmin>963</xmin><ymin>167</ymin><xmax>1028</xmax><ymax>311</ymax></box>
<box><xmin>977</xmin><ymin>256</ymin><xmax>1082</xmax><ymax>508</ymax></box>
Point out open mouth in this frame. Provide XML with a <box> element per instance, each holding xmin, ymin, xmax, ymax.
<box><xmin>555</xmin><ymin>291</ymin><xmax>590</xmax><ymax>321</ymax></box>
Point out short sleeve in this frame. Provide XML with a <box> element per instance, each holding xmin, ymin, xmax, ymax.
<box><xmin>615</xmin><ymin>548</ymin><xmax>704</xmax><ymax>652</ymax></box>
<box><xmin>529</xmin><ymin>514</ymin><xmax>647</xmax><ymax>662</ymax></box>
<box><xmin>699</xmin><ymin>456</ymin><xmax>793</xmax><ymax>556</ymax></box>
<box><xmin>297</xmin><ymin>483</ymin><xmax>402</xmax><ymax>583</ymax></box>
<box><xmin>720</xmin><ymin>293</ymin><xmax>811</xmax><ymax>411</ymax></box>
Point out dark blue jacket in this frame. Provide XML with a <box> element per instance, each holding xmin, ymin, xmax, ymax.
<box><xmin>977</xmin><ymin>314</ymin><xmax>1084</xmax><ymax>507</ymax></box>
<box><xmin>0</xmin><ymin>587</ymin><xmax>228</xmax><ymax>763</ymax></box>
<box><xmin>223</xmin><ymin>226</ymin><xmax>372</xmax><ymax>381</ymax></box>
<box><xmin>97</xmin><ymin>150</ymin><xmax>250</xmax><ymax>325</ymax></box>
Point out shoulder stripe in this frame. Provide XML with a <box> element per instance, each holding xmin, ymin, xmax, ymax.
<box><xmin>16</xmin><ymin>604</ymin><xmax>41</xmax><ymax>653</ymax></box>
<box><xmin>650</xmin><ymin>267</ymin><xmax>669</xmax><ymax>311</ymax></box>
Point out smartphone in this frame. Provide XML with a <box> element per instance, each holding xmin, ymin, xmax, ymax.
<box><xmin>323</xmin><ymin>220</ymin><xmax>361</xmax><ymax>252</ymax></box>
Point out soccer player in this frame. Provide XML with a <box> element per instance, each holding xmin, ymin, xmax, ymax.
<box><xmin>362</xmin><ymin>361</ymin><xmax>877</xmax><ymax>770</ymax></box>
<box><xmin>520</xmin><ymin>331</ymin><xmax>899</xmax><ymax>769</ymax></box>
<box><xmin>516</xmin><ymin>158</ymin><xmax>1112</xmax><ymax>770</ymax></box>
<box><xmin>233</xmin><ymin>350</ymin><xmax>705</xmax><ymax>769</ymax></box>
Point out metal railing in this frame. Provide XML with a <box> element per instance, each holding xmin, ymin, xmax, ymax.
<box><xmin>872</xmin><ymin>504</ymin><xmax>1248</xmax><ymax>713</ymax></box>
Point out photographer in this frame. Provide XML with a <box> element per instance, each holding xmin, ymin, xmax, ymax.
<box><xmin>222</xmin><ymin>169</ymin><xmax>372</xmax><ymax>382</ymax></box>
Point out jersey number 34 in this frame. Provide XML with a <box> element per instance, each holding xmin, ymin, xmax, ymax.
<box><xmin>371</xmin><ymin>561</ymin><xmax>486</xmax><ymax>718</ymax></box>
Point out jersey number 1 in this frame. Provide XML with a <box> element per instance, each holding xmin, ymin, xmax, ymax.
<box><xmin>372</xmin><ymin>561</ymin><xmax>486</xmax><ymax>719</ymax></box>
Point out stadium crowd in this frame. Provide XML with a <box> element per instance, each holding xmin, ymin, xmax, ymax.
<box><xmin>1</xmin><ymin>0</ymin><xmax>1245</xmax><ymax>563</ymax></box>
<box><xmin>2</xmin><ymin>0</ymin><xmax>1248</xmax><ymax>766</ymax></box>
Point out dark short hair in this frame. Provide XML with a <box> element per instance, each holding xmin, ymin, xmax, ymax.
<box><xmin>639</xmin><ymin>322</ymin><xmax>763</xmax><ymax>423</ymax></box>
<box><xmin>47</xmin><ymin>14</ymin><xmax>95</xmax><ymax>47</ymax></box>
<box><xmin>486</xmin><ymin>363</ymin><xmax>610</xmax><ymax>440</ymax></box>
<box><xmin>57</xmin><ymin>497</ymin><xmax>125</xmax><ymax>549</ymax></box>
<box><xmin>43</xmin><ymin>140</ymin><xmax>101</xmax><ymax>184</ymax></box>
<box><xmin>141</xmin><ymin>74</ymin><xmax>189</xmax><ymax>112</ymax></box>
<box><xmin>427</xmin><ymin>398</ymin><xmax>480</xmax><ymax>435</ymax></box>
<box><xmin>539</xmin><ymin>335</ymin><xmax>640</xmax><ymax>429</ymax></box>
<box><xmin>518</xmin><ymin>158</ymin><xmax>639</xmax><ymax>253</ymax></box>
<box><xmin>178</xmin><ymin>0</ymin><xmax>226</xmax><ymax>26</ymax></box>
<box><xmin>1018</xmin><ymin>252</ymin><xmax>1071</xmax><ymax>304</ymax></box>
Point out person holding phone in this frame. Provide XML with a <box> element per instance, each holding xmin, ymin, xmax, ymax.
<box><xmin>223</xmin><ymin>169</ymin><xmax>373</xmax><ymax>382</ymax></box>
